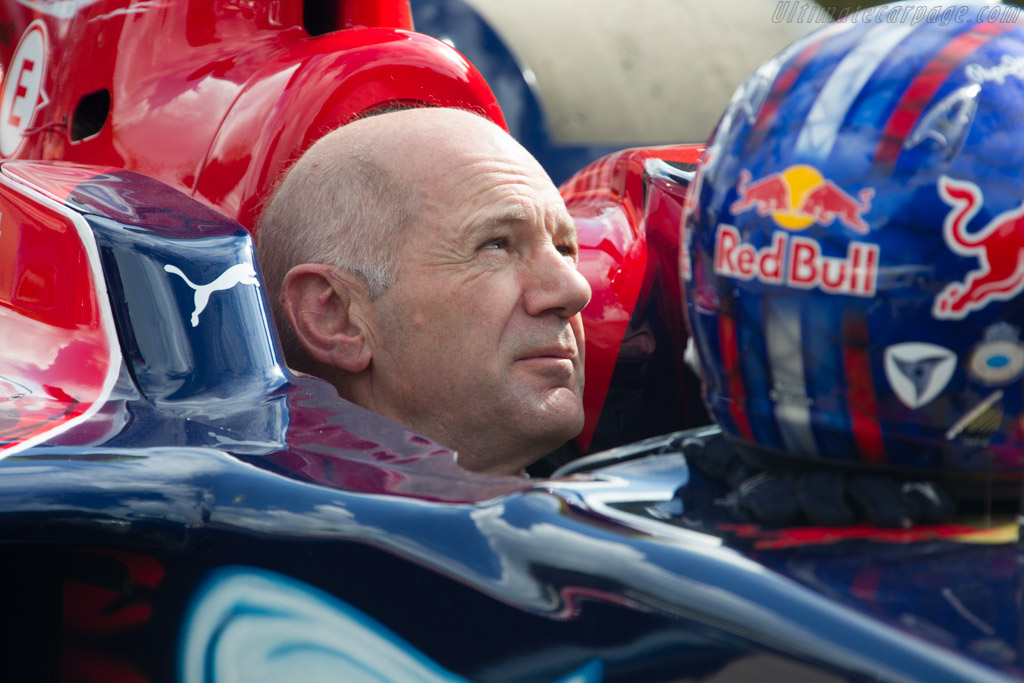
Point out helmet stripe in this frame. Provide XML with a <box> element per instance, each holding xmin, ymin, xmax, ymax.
<box><xmin>795</xmin><ymin>23</ymin><xmax>918</xmax><ymax>163</ymax></box>
<box><xmin>842</xmin><ymin>314</ymin><xmax>886</xmax><ymax>465</ymax></box>
<box><xmin>874</xmin><ymin>20</ymin><xmax>1016</xmax><ymax>167</ymax></box>
<box><xmin>718</xmin><ymin>304</ymin><xmax>755</xmax><ymax>442</ymax></box>
<box><xmin>745</xmin><ymin>23</ymin><xmax>850</xmax><ymax>153</ymax></box>
<box><xmin>765</xmin><ymin>300</ymin><xmax>818</xmax><ymax>455</ymax></box>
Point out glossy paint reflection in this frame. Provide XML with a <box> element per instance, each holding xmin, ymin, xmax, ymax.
<box><xmin>181</xmin><ymin>566</ymin><xmax>604</xmax><ymax>683</ymax></box>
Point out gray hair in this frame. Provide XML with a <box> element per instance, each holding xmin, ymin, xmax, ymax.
<box><xmin>257</xmin><ymin>135</ymin><xmax>417</xmax><ymax>369</ymax></box>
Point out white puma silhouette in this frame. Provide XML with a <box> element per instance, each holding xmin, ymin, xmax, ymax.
<box><xmin>164</xmin><ymin>263</ymin><xmax>260</xmax><ymax>327</ymax></box>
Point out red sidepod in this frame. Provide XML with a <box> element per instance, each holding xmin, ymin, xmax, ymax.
<box><xmin>561</xmin><ymin>144</ymin><xmax>706</xmax><ymax>453</ymax></box>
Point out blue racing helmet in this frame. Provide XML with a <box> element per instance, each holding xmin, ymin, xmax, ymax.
<box><xmin>684</xmin><ymin>2</ymin><xmax>1024</xmax><ymax>484</ymax></box>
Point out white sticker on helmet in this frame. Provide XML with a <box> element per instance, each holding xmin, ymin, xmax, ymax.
<box><xmin>884</xmin><ymin>342</ymin><xmax>956</xmax><ymax>409</ymax></box>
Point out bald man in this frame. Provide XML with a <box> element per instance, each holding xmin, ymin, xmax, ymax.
<box><xmin>257</xmin><ymin>108</ymin><xmax>592</xmax><ymax>476</ymax></box>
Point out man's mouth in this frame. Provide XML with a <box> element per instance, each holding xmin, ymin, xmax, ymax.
<box><xmin>517</xmin><ymin>346</ymin><xmax>575</xmax><ymax>362</ymax></box>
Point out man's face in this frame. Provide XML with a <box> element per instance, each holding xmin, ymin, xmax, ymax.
<box><xmin>364</xmin><ymin>132</ymin><xmax>591</xmax><ymax>475</ymax></box>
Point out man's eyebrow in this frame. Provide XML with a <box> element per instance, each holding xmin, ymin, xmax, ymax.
<box><xmin>474</xmin><ymin>209</ymin><xmax>531</xmax><ymax>232</ymax></box>
<box><xmin>462</xmin><ymin>210</ymin><xmax>530</xmax><ymax>243</ymax></box>
<box><xmin>467</xmin><ymin>208</ymin><xmax>578</xmax><ymax>247</ymax></box>
<box><xmin>554</xmin><ymin>216</ymin><xmax>579</xmax><ymax>245</ymax></box>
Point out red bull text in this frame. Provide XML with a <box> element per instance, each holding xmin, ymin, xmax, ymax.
<box><xmin>714</xmin><ymin>225</ymin><xmax>879</xmax><ymax>296</ymax></box>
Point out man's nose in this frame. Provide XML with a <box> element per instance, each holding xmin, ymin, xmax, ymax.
<box><xmin>523</xmin><ymin>244</ymin><xmax>592</xmax><ymax>318</ymax></box>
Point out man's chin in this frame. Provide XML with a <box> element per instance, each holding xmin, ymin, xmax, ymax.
<box><xmin>447</xmin><ymin>386</ymin><xmax>584</xmax><ymax>475</ymax></box>
<box><xmin>529</xmin><ymin>389</ymin><xmax>585</xmax><ymax>441</ymax></box>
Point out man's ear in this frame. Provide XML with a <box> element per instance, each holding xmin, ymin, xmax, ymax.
<box><xmin>280</xmin><ymin>263</ymin><xmax>372</xmax><ymax>373</ymax></box>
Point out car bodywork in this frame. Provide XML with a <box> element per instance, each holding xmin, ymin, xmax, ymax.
<box><xmin>1</xmin><ymin>1</ymin><xmax>1023</xmax><ymax>681</ymax></box>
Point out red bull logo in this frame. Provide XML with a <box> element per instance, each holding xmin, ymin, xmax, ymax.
<box><xmin>714</xmin><ymin>225</ymin><xmax>879</xmax><ymax>296</ymax></box>
<box><xmin>731</xmin><ymin>165</ymin><xmax>874</xmax><ymax>234</ymax></box>
<box><xmin>934</xmin><ymin>176</ymin><xmax>1024</xmax><ymax>320</ymax></box>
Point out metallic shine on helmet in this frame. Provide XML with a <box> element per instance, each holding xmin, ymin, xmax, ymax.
<box><xmin>683</xmin><ymin>2</ymin><xmax>1024</xmax><ymax>484</ymax></box>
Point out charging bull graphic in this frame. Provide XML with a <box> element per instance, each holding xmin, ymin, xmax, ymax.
<box><xmin>730</xmin><ymin>165</ymin><xmax>874</xmax><ymax>234</ymax></box>
<box><xmin>933</xmin><ymin>176</ymin><xmax>1024</xmax><ymax>320</ymax></box>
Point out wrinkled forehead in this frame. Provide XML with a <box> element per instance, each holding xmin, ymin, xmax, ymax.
<box><xmin>474</xmin><ymin>187</ymin><xmax>577</xmax><ymax>237</ymax></box>
<box><xmin>441</xmin><ymin>161</ymin><xmax>571</xmax><ymax>234</ymax></box>
<box><xmin>406</xmin><ymin>135</ymin><xmax>565</xmax><ymax>207</ymax></box>
<box><xmin>355</xmin><ymin>108</ymin><xmax>572</xmax><ymax>235</ymax></box>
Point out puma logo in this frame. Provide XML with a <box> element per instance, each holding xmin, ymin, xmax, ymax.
<box><xmin>164</xmin><ymin>263</ymin><xmax>260</xmax><ymax>327</ymax></box>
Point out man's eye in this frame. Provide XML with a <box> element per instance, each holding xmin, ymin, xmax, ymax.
<box><xmin>557</xmin><ymin>244</ymin><xmax>578</xmax><ymax>261</ymax></box>
<box><xmin>480</xmin><ymin>238</ymin><xmax>508</xmax><ymax>250</ymax></box>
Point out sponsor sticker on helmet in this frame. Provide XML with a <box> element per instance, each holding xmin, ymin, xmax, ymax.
<box><xmin>713</xmin><ymin>225</ymin><xmax>879</xmax><ymax>296</ymax></box>
<box><xmin>968</xmin><ymin>323</ymin><xmax>1024</xmax><ymax>386</ymax></box>
<box><xmin>965</xmin><ymin>54</ymin><xmax>1024</xmax><ymax>85</ymax></box>
<box><xmin>713</xmin><ymin>166</ymin><xmax>879</xmax><ymax>296</ymax></box>
<box><xmin>731</xmin><ymin>165</ymin><xmax>873</xmax><ymax>234</ymax></box>
<box><xmin>934</xmin><ymin>176</ymin><xmax>1024</xmax><ymax>319</ymax></box>
<box><xmin>945</xmin><ymin>390</ymin><xmax>1003</xmax><ymax>444</ymax></box>
<box><xmin>884</xmin><ymin>342</ymin><xmax>956</xmax><ymax>409</ymax></box>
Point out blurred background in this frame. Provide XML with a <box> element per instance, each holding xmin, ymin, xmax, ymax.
<box><xmin>411</xmin><ymin>0</ymin><xmax>1023</xmax><ymax>182</ymax></box>
<box><xmin>411</xmin><ymin>0</ymin><xmax>820</xmax><ymax>181</ymax></box>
